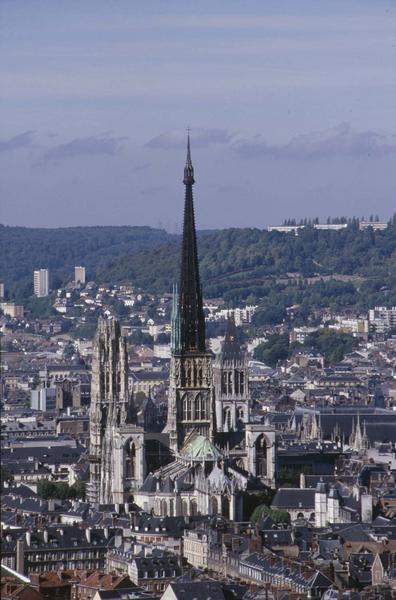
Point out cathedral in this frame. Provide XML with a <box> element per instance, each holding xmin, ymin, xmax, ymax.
<box><xmin>88</xmin><ymin>136</ymin><xmax>276</xmax><ymax>519</ymax></box>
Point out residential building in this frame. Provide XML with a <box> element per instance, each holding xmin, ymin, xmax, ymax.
<box><xmin>0</xmin><ymin>303</ymin><xmax>24</xmax><ymax>318</ymax></box>
<box><xmin>75</xmin><ymin>266</ymin><xmax>86</xmax><ymax>285</ymax></box>
<box><xmin>359</xmin><ymin>221</ymin><xmax>388</xmax><ymax>231</ymax></box>
<box><xmin>34</xmin><ymin>269</ymin><xmax>49</xmax><ymax>298</ymax></box>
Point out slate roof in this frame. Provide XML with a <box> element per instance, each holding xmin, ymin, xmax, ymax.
<box><xmin>318</xmin><ymin>539</ymin><xmax>343</xmax><ymax>560</ymax></box>
<box><xmin>240</xmin><ymin>553</ymin><xmax>332</xmax><ymax>591</ymax></box>
<box><xmin>272</xmin><ymin>488</ymin><xmax>316</xmax><ymax>510</ymax></box>
<box><xmin>133</xmin><ymin>553</ymin><xmax>181</xmax><ymax>579</ymax></box>
<box><xmin>165</xmin><ymin>582</ymin><xmax>225</xmax><ymax>600</ymax></box>
<box><xmin>2</xmin><ymin>445</ymin><xmax>85</xmax><ymax>465</ymax></box>
<box><xmin>261</xmin><ymin>529</ymin><xmax>293</xmax><ymax>546</ymax></box>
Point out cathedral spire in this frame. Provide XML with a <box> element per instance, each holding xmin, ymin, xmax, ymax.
<box><xmin>178</xmin><ymin>134</ymin><xmax>205</xmax><ymax>354</ymax></box>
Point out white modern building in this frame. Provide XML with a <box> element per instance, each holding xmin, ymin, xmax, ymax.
<box><xmin>33</xmin><ymin>269</ymin><xmax>49</xmax><ymax>297</ymax></box>
<box><xmin>74</xmin><ymin>265</ymin><xmax>86</xmax><ymax>285</ymax></box>
<box><xmin>369</xmin><ymin>306</ymin><xmax>396</xmax><ymax>333</ymax></box>
<box><xmin>359</xmin><ymin>221</ymin><xmax>388</xmax><ymax>231</ymax></box>
<box><xmin>31</xmin><ymin>387</ymin><xmax>56</xmax><ymax>411</ymax></box>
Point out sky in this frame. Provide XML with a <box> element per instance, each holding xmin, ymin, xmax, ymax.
<box><xmin>1</xmin><ymin>0</ymin><xmax>396</xmax><ymax>230</ymax></box>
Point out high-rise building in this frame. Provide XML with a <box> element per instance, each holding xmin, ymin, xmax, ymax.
<box><xmin>33</xmin><ymin>269</ymin><xmax>49</xmax><ymax>297</ymax></box>
<box><xmin>75</xmin><ymin>266</ymin><xmax>86</xmax><ymax>285</ymax></box>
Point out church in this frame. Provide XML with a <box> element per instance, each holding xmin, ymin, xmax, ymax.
<box><xmin>87</xmin><ymin>136</ymin><xmax>276</xmax><ymax>520</ymax></box>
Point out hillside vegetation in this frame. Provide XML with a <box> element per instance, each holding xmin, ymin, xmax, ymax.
<box><xmin>97</xmin><ymin>220</ymin><xmax>396</xmax><ymax>311</ymax></box>
<box><xmin>0</xmin><ymin>225</ymin><xmax>173</xmax><ymax>299</ymax></box>
<box><xmin>2</xmin><ymin>219</ymin><xmax>395</xmax><ymax>313</ymax></box>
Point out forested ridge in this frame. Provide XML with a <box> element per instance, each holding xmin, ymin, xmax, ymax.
<box><xmin>0</xmin><ymin>224</ymin><xmax>173</xmax><ymax>299</ymax></box>
<box><xmin>1</xmin><ymin>219</ymin><xmax>395</xmax><ymax>312</ymax></box>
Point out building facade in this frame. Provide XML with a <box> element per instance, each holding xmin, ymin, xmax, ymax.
<box><xmin>33</xmin><ymin>269</ymin><xmax>49</xmax><ymax>298</ymax></box>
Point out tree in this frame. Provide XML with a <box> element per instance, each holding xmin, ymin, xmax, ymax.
<box><xmin>254</xmin><ymin>334</ymin><xmax>290</xmax><ymax>367</ymax></box>
<box><xmin>250</xmin><ymin>504</ymin><xmax>290</xmax><ymax>524</ymax></box>
<box><xmin>1</xmin><ymin>466</ymin><xmax>14</xmax><ymax>489</ymax></box>
<box><xmin>252</xmin><ymin>306</ymin><xmax>286</xmax><ymax>327</ymax></box>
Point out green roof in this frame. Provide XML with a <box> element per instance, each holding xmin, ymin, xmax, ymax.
<box><xmin>182</xmin><ymin>434</ymin><xmax>222</xmax><ymax>461</ymax></box>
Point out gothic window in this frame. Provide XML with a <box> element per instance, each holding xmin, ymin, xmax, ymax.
<box><xmin>182</xmin><ymin>500</ymin><xmax>188</xmax><ymax>516</ymax></box>
<box><xmin>169</xmin><ymin>499</ymin><xmax>174</xmax><ymax>517</ymax></box>
<box><xmin>234</xmin><ymin>370</ymin><xmax>239</xmax><ymax>395</ymax></box>
<box><xmin>221</xmin><ymin>372</ymin><xmax>227</xmax><ymax>395</ymax></box>
<box><xmin>240</xmin><ymin>371</ymin><xmax>244</xmax><ymax>395</ymax></box>
<box><xmin>125</xmin><ymin>441</ymin><xmax>136</xmax><ymax>479</ymax></box>
<box><xmin>221</xmin><ymin>496</ymin><xmax>230</xmax><ymax>519</ymax></box>
<box><xmin>211</xmin><ymin>497</ymin><xmax>218</xmax><ymax>515</ymax></box>
<box><xmin>223</xmin><ymin>408</ymin><xmax>231</xmax><ymax>431</ymax></box>
<box><xmin>237</xmin><ymin>408</ymin><xmax>244</xmax><ymax>430</ymax></box>
<box><xmin>194</xmin><ymin>395</ymin><xmax>201</xmax><ymax>420</ymax></box>
<box><xmin>188</xmin><ymin>395</ymin><xmax>192</xmax><ymax>420</ymax></box>
<box><xmin>160</xmin><ymin>499</ymin><xmax>167</xmax><ymax>515</ymax></box>
<box><xmin>255</xmin><ymin>435</ymin><xmax>267</xmax><ymax>478</ymax></box>
<box><xmin>200</xmin><ymin>394</ymin><xmax>206</xmax><ymax>419</ymax></box>
<box><xmin>228</xmin><ymin>372</ymin><xmax>232</xmax><ymax>394</ymax></box>
<box><xmin>190</xmin><ymin>499</ymin><xmax>198</xmax><ymax>516</ymax></box>
<box><xmin>183</xmin><ymin>395</ymin><xmax>187</xmax><ymax>420</ymax></box>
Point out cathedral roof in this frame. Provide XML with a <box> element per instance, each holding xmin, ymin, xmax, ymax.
<box><xmin>208</xmin><ymin>464</ymin><xmax>231</xmax><ymax>493</ymax></box>
<box><xmin>181</xmin><ymin>433</ymin><xmax>222</xmax><ymax>461</ymax></box>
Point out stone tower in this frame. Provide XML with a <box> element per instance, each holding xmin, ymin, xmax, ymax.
<box><xmin>88</xmin><ymin>317</ymin><xmax>144</xmax><ymax>505</ymax></box>
<box><xmin>214</xmin><ymin>315</ymin><xmax>250</xmax><ymax>432</ymax></box>
<box><xmin>166</xmin><ymin>135</ymin><xmax>215</xmax><ymax>453</ymax></box>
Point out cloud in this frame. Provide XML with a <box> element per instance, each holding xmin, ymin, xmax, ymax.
<box><xmin>44</xmin><ymin>135</ymin><xmax>127</xmax><ymax>160</ymax></box>
<box><xmin>234</xmin><ymin>123</ymin><xmax>396</xmax><ymax>160</ymax></box>
<box><xmin>0</xmin><ymin>131</ymin><xmax>34</xmax><ymax>153</ymax></box>
<box><xmin>146</xmin><ymin>128</ymin><xmax>234</xmax><ymax>150</ymax></box>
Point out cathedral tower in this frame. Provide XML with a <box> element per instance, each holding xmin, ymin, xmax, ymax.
<box><xmin>88</xmin><ymin>317</ymin><xmax>143</xmax><ymax>505</ymax></box>
<box><xmin>166</xmin><ymin>135</ymin><xmax>215</xmax><ymax>453</ymax></box>
<box><xmin>214</xmin><ymin>315</ymin><xmax>250</xmax><ymax>432</ymax></box>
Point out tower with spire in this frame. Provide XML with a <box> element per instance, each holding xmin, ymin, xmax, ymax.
<box><xmin>166</xmin><ymin>134</ymin><xmax>215</xmax><ymax>453</ymax></box>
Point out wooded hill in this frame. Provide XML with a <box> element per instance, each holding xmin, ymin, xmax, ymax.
<box><xmin>2</xmin><ymin>219</ymin><xmax>395</xmax><ymax>313</ymax></box>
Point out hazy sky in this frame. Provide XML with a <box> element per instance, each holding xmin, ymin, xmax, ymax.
<box><xmin>1</xmin><ymin>0</ymin><xmax>396</xmax><ymax>230</ymax></box>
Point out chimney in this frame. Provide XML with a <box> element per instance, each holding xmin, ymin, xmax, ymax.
<box><xmin>25</xmin><ymin>531</ymin><xmax>31</xmax><ymax>546</ymax></box>
<box><xmin>124</xmin><ymin>502</ymin><xmax>129</xmax><ymax>514</ymax></box>
<box><xmin>300</xmin><ymin>472</ymin><xmax>306</xmax><ymax>488</ymax></box>
<box><xmin>48</xmin><ymin>499</ymin><xmax>55</xmax><ymax>512</ymax></box>
<box><xmin>144</xmin><ymin>546</ymin><xmax>152</xmax><ymax>557</ymax></box>
<box><xmin>114</xmin><ymin>533</ymin><xmax>123</xmax><ymax>548</ymax></box>
<box><xmin>43</xmin><ymin>530</ymin><xmax>49</xmax><ymax>544</ymax></box>
<box><xmin>104</xmin><ymin>527</ymin><xmax>109</xmax><ymax>540</ymax></box>
<box><xmin>16</xmin><ymin>539</ymin><xmax>25</xmax><ymax>575</ymax></box>
<box><xmin>85</xmin><ymin>528</ymin><xmax>91</xmax><ymax>543</ymax></box>
<box><xmin>115</xmin><ymin>503</ymin><xmax>120</xmax><ymax>514</ymax></box>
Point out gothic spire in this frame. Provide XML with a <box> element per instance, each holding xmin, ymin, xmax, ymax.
<box><xmin>178</xmin><ymin>134</ymin><xmax>206</xmax><ymax>354</ymax></box>
<box><xmin>170</xmin><ymin>283</ymin><xmax>181</xmax><ymax>353</ymax></box>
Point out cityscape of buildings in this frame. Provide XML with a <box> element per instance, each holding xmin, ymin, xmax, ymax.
<box><xmin>1</xmin><ymin>140</ymin><xmax>396</xmax><ymax>600</ymax></box>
